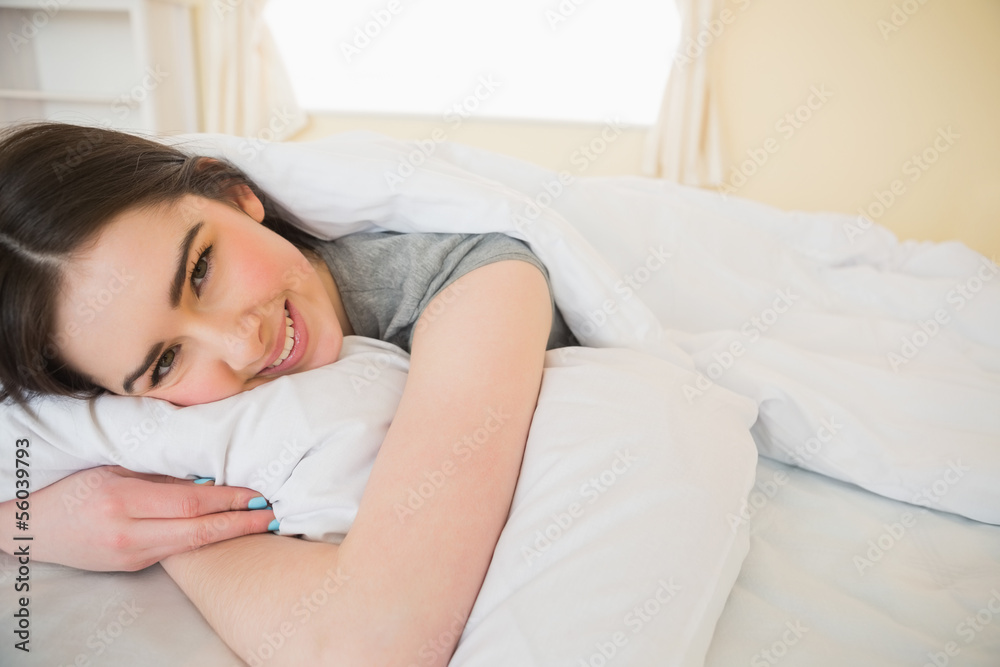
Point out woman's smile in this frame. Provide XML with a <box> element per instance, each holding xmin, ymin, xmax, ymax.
<box><xmin>263</xmin><ymin>305</ymin><xmax>297</xmax><ymax>372</ymax></box>
<box><xmin>258</xmin><ymin>300</ymin><xmax>309</xmax><ymax>376</ymax></box>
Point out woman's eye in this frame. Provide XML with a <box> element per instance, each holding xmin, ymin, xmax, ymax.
<box><xmin>158</xmin><ymin>348</ymin><xmax>175</xmax><ymax>369</ymax></box>
<box><xmin>151</xmin><ymin>347</ymin><xmax>176</xmax><ymax>386</ymax></box>
<box><xmin>191</xmin><ymin>246</ymin><xmax>213</xmax><ymax>292</ymax></box>
<box><xmin>193</xmin><ymin>257</ymin><xmax>208</xmax><ymax>280</ymax></box>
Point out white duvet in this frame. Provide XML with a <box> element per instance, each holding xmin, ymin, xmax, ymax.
<box><xmin>2</xmin><ymin>132</ymin><xmax>999</xmax><ymax>666</ymax></box>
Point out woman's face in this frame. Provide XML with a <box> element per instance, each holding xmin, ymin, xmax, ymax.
<box><xmin>55</xmin><ymin>191</ymin><xmax>346</xmax><ymax>406</ymax></box>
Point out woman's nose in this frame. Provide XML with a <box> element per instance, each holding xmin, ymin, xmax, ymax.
<box><xmin>199</xmin><ymin>308</ymin><xmax>267</xmax><ymax>372</ymax></box>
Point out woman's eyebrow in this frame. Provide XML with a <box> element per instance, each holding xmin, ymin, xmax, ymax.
<box><xmin>122</xmin><ymin>343</ymin><xmax>165</xmax><ymax>394</ymax></box>
<box><xmin>170</xmin><ymin>222</ymin><xmax>204</xmax><ymax>307</ymax></box>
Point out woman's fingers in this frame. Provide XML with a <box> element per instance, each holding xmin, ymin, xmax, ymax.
<box><xmin>121</xmin><ymin>477</ymin><xmax>270</xmax><ymax>519</ymax></box>
<box><xmin>141</xmin><ymin>509</ymin><xmax>278</xmax><ymax>566</ymax></box>
<box><xmin>102</xmin><ymin>466</ymin><xmax>219</xmax><ymax>488</ymax></box>
<box><xmin>94</xmin><ymin>465</ymin><xmax>184</xmax><ymax>485</ymax></box>
<box><xmin>93</xmin><ymin>465</ymin><xmax>269</xmax><ymax>519</ymax></box>
<box><xmin>111</xmin><ymin>509</ymin><xmax>278</xmax><ymax>571</ymax></box>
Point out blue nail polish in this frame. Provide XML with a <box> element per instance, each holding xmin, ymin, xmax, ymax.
<box><xmin>193</xmin><ymin>477</ymin><xmax>215</xmax><ymax>485</ymax></box>
<box><xmin>267</xmin><ymin>519</ymin><xmax>280</xmax><ymax>532</ymax></box>
<box><xmin>248</xmin><ymin>496</ymin><xmax>268</xmax><ymax>510</ymax></box>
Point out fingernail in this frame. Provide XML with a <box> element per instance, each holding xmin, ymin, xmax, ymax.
<box><xmin>267</xmin><ymin>519</ymin><xmax>281</xmax><ymax>532</ymax></box>
<box><xmin>193</xmin><ymin>477</ymin><xmax>215</xmax><ymax>485</ymax></box>
<box><xmin>248</xmin><ymin>496</ymin><xmax>269</xmax><ymax>510</ymax></box>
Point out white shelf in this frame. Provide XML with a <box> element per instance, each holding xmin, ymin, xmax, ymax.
<box><xmin>0</xmin><ymin>89</ymin><xmax>137</xmax><ymax>106</ymax></box>
<box><xmin>0</xmin><ymin>0</ymin><xmax>199</xmax><ymax>132</ymax></box>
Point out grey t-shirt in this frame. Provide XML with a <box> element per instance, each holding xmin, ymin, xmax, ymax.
<box><xmin>314</xmin><ymin>231</ymin><xmax>578</xmax><ymax>353</ymax></box>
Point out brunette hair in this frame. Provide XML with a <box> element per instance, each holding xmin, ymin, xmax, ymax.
<box><xmin>0</xmin><ymin>121</ymin><xmax>318</xmax><ymax>407</ymax></box>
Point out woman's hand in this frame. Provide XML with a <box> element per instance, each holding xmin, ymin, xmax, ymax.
<box><xmin>0</xmin><ymin>465</ymin><xmax>275</xmax><ymax>572</ymax></box>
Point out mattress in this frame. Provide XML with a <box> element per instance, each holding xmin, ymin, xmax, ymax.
<box><xmin>3</xmin><ymin>456</ymin><xmax>997</xmax><ymax>665</ymax></box>
<box><xmin>707</xmin><ymin>458</ymin><xmax>1000</xmax><ymax>667</ymax></box>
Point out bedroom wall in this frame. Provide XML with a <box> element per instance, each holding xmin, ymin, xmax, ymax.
<box><xmin>291</xmin><ymin>114</ymin><xmax>650</xmax><ymax>179</ymax></box>
<box><xmin>710</xmin><ymin>0</ymin><xmax>1000</xmax><ymax>258</ymax></box>
<box><xmin>288</xmin><ymin>0</ymin><xmax>998</xmax><ymax>258</ymax></box>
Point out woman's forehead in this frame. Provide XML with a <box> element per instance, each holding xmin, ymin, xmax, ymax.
<box><xmin>57</xmin><ymin>203</ymin><xmax>199</xmax><ymax>326</ymax></box>
<box><xmin>67</xmin><ymin>196</ymin><xmax>211</xmax><ymax>265</ymax></box>
<box><xmin>52</xmin><ymin>203</ymin><xmax>199</xmax><ymax>388</ymax></box>
<box><xmin>111</xmin><ymin>195</ymin><xmax>207</xmax><ymax>231</ymax></box>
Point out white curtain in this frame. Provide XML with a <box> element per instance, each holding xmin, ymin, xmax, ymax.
<box><xmin>643</xmin><ymin>0</ymin><xmax>724</xmax><ymax>186</ymax></box>
<box><xmin>197</xmin><ymin>0</ymin><xmax>306</xmax><ymax>139</ymax></box>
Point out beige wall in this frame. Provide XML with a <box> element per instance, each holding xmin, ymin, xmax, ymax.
<box><xmin>290</xmin><ymin>0</ymin><xmax>998</xmax><ymax>258</ymax></box>
<box><xmin>291</xmin><ymin>114</ymin><xmax>649</xmax><ymax>179</ymax></box>
<box><xmin>711</xmin><ymin>0</ymin><xmax>1000</xmax><ymax>258</ymax></box>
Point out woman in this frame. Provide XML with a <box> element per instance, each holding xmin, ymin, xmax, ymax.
<box><xmin>0</xmin><ymin>122</ymin><xmax>574</xmax><ymax>664</ymax></box>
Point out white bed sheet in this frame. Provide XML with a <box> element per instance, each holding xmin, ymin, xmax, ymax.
<box><xmin>3</xmin><ymin>457</ymin><xmax>997</xmax><ymax>666</ymax></box>
<box><xmin>707</xmin><ymin>458</ymin><xmax>1000</xmax><ymax>667</ymax></box>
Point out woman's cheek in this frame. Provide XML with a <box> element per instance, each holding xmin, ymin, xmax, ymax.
<box><xmin>283</xmin><ymin>252</ymin><xmax>316</xmax><ymax>291</ymax></box>
<box><xmin>163</xmin><ymin>370</ymin><xmax>237</xmax><ymax>407</ymax></box>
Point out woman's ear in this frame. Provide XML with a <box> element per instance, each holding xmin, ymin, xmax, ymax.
<box><xmin>195</xmin><ymin>157</ymin><xmax>266</xmax><ymax>223</ymax></box>
<box><xmin>228</xmin><ymin>183</ymin><xmax>266</xmax><ymax>223</ymax></box>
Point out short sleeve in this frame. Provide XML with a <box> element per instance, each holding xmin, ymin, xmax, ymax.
<box><xmin>314</xmin><ymin>232</ymin><xmax>577</xmax><ymax>353</ymax></box>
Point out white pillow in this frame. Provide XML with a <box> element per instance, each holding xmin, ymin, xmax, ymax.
<box><xmin>1</xmin><ymin>337</ymin><xmax>758</xmax><ymax>666</ymax></box>
<box><xmin>453</xmin><ymin>345</ymin><xmax>758</xmax><ymax>667</ymax></box>
<box><xmin>0</xmin><ymin>338</ymin><xmax>408</xmax><ymax>543</ymax></box>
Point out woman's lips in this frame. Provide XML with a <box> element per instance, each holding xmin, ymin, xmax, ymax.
<box><xmin>266</xmin><ymin>307</ymin><xmax>295</xmax><ymax>369</ymax></box>
<box><xmin>259</xmin><ymin>300</ymin><xmax>307</xmax><ymax>376</ymax></box>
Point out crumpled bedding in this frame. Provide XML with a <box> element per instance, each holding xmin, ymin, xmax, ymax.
<box><xmin>6</xmin><ymin>132</ymin><xmax>998</xmax><ymax>521</ymax></box>
<box><xmin>1</xmin><ymin>131</ymin><xmax>998</xmax><ymax>666</ymax></box>
<box><xmin>185</xmin><ymin>130</ymin><xmax>1000</xmax><ymax>524</ymax></box>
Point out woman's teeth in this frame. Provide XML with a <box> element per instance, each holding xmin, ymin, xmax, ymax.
<box><xmin>268</xmin><ymin>309</ymin><xmax>295</xmax><ymax>369</ymax></box>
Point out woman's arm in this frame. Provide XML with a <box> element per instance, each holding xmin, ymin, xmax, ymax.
<box><xmin>161</xmin><ymin>259</ymin><xmax>553</xmax><ymax>665</ymax></box>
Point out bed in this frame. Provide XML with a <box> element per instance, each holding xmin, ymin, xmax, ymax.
<box><xmin>2</xmin><ymin>132</ymin><xmax>998</xmax><ymax>666</ymax></box>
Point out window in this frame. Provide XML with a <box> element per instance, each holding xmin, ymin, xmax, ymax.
<box><xmin>264</xmin><ymin>0</ymin><xmax>679</xmax><ymax>125</ymax></box>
